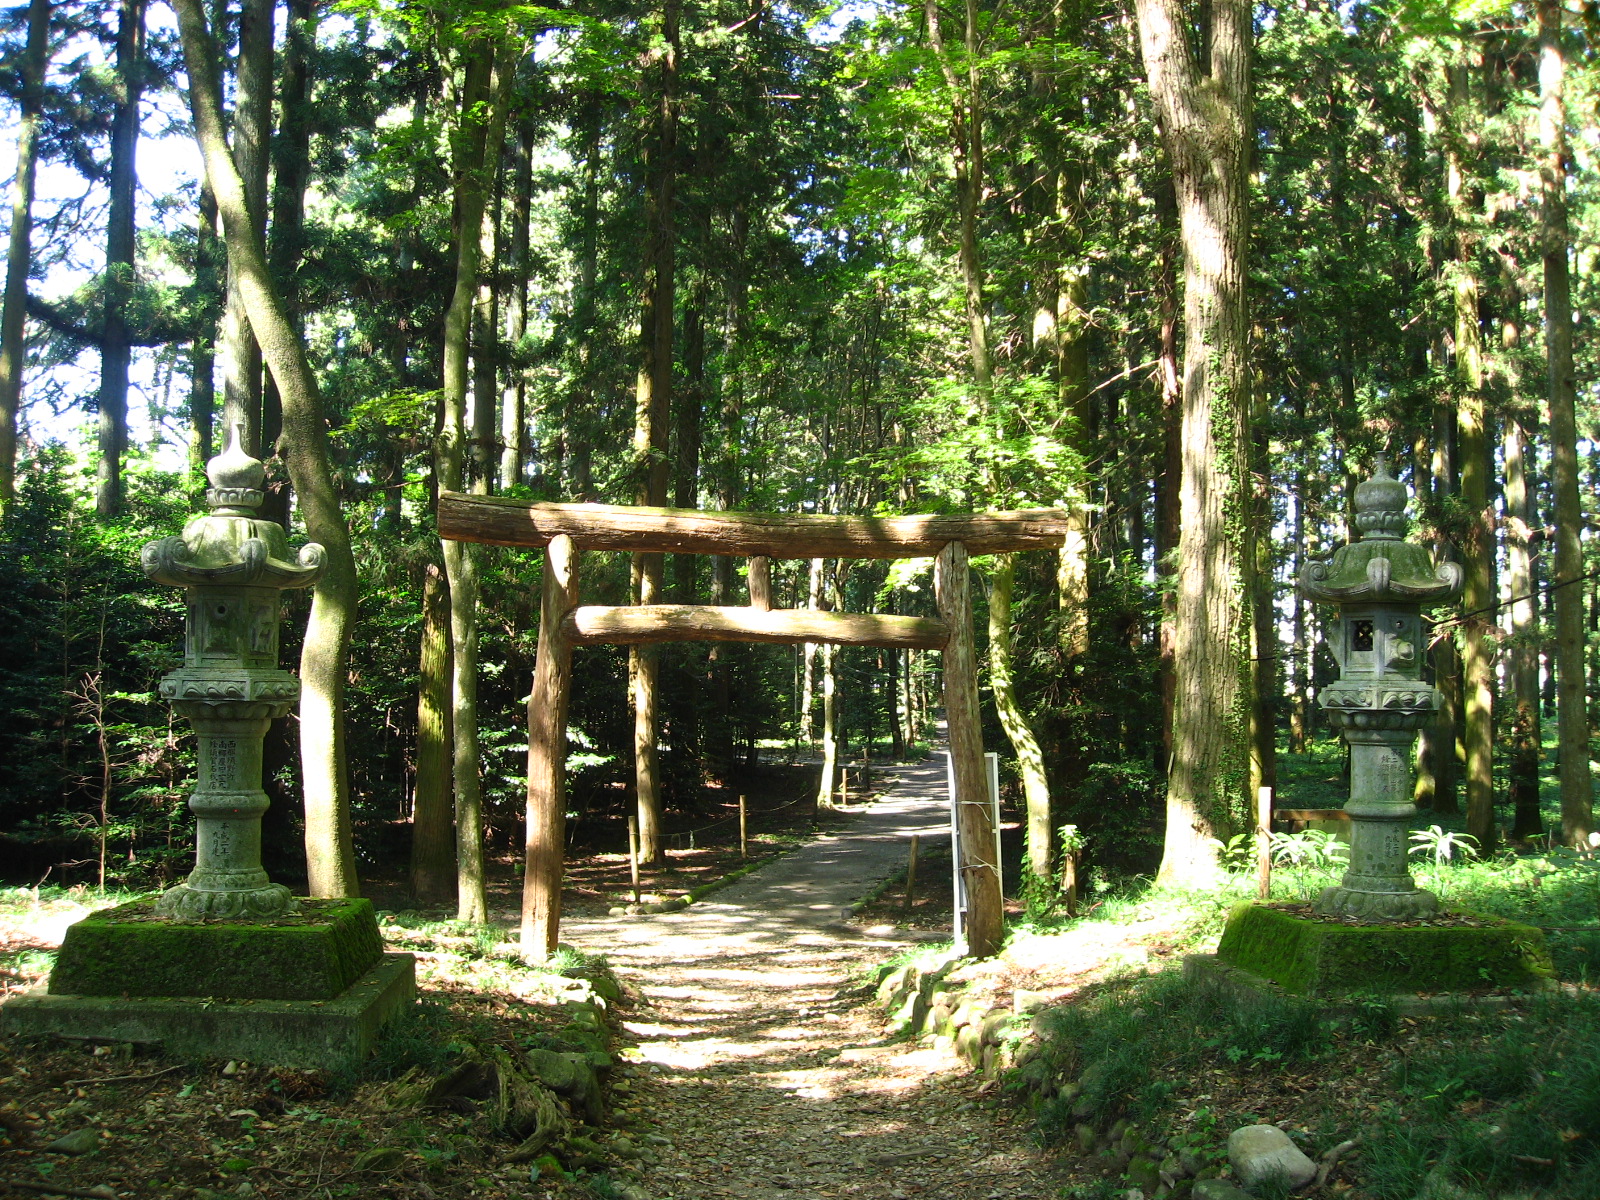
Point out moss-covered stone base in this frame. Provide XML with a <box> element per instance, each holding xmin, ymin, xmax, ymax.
<box><xmin>1215</xmin><ymin>902</ymin><xmax>1554</xmax><ymax>998</ymax></box>
<box><xmin>3</xmin><ymin>952</ymin><xmax>414</xmax><ymax>1068</ymax></box>
<box><xmin>48</xmin><ymin>898</ymin><xmax>383</xmax><ymax>1001</ymax></box>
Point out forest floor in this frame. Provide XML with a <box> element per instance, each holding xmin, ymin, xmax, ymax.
<box><xmin>0</xmin><ymin>751</ymin><xmax>1185</xmax><ymax>1200</ymax></box>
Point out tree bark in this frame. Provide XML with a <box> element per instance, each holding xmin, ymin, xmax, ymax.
<box><xmin>501</xmin><ymin>119</ymin><xmax>533</xmax><ymax>489</ymax></box>
<box><xmin>220</xmin><ymin>0</ymin><xmax>273</xmax><ymax>458</ymax></box>
<box><xmin>262</xmin><ymin>0</ymin><xmax>315</xmax><ymax>522</ymax></box>
<box><xmin>411</xmin><ymin>561</ymin><xmax>455</xmax><ymax>905</ymax></box>
<box><xmin>1504</xmin><ymin>413</ymin><xmax>1542</xmax><ymax>840</ymax></box>
<box><xmin>1538</xmin><ymin>0</ymin><xmax>1594</xmax><ymax>846</ymax></box>
<box><xmin>1418</xmin><ymin>403</ymin><xmax>1461</xmax><ymax>813</ymax></box>
<box><xmin>631</xmin><ymin>0</ymin><xmax>680</xmax><ymax>868</ymax></box>
<box><xmin>1446</xmin><ymin>60</ymin><xmax>1496</xmax><ymax>855</ymax></box>
<box><xmin>989</xmin><ymin>554</ymin><xmax>1054</xmax><ymax>886</ymax></box>
<box><xmin>188</xmin><ymin>184</ymin><xmax>220</xmax><ymax>480</ymax></box>
<box><xmin>0</xmin><ymin>0</ymin><xmax>49</xmax><ymax>514</ymax></box>
<box><xmin>436</xmin><ymin>37</ymin><xmax>511</xmax><ymax>924</ymax></box>
<box><xmin>97</xmin><ymin>0</ymin><xmax>146</xmax><ymax>518</ymax></box>
<box><xmin>174</xmin><ymin>0</ymin><xmax>360</xmax><ymax>897</ymax></box>
<box><xmin>1134</xmin><ymin>0</ymin><xmax>1254</xmax><ymax>883</ymax></box>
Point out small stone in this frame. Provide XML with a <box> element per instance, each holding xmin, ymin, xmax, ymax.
<box><xmin>1127</xmin><ymin>1155</ymin><xmax>1161</xmax><ymax>1190</ymax></box>
<box><xmin>1227</xmin><ymin>1125</ymin><xmax>1317</xmax><ymax>1189</ymax></box>
<box><xmin>1074</xmin><ymin>1123</ymin><xmax>1098</xmax><ymax>1153</ymax></box>
<box><xmin>46</xmin><ymin>1127</ymin><xmax>101</xmax><ymax>1155</ymax></box>
<box><xmin>529</xmin><ymin>1154</ymin><xmax>563</xmax><ymax>1179</ymax></box>
<box><xmin>222</xmin><ymin>1060</ymin><xmax>240</xmax><ymax>1076</ymax></box>
<box><xmin>1192</xmin><ymin>1181</ymin><xmax>1255</xmax><ymax>1200</ymax></box>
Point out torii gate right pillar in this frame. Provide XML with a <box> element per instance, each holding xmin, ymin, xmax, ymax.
<box><xmin>937</xmin><ymin>541</ymin><xmax>1002</xmax><ymax>958</ymax></box>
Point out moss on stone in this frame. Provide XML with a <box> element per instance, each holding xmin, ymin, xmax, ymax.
<box><xmin>1215</xmin><ymin>902</ymin><xmax>1555</xmax><ymax>998</ymax></box>
<box><xmin>49</xmin><ymin>898</ymin><xmax>384</xmax><ymax>1001</ymax></box>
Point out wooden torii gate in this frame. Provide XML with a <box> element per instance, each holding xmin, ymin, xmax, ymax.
<box><xmin>439</xmin><ymin>495</ymin><xmax>1068</xmax><ymax>961</ymax></box>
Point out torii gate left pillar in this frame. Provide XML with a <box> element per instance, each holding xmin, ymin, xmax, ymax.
<box><xmin>439</xmin><ymin>496</ymin><xmax>1069</xmax><ymax>961</ymax></box>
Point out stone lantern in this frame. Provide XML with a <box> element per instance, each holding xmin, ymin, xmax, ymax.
<box><xmin>140</xmin><ymin>426</ymin><xmax>323</xmax><ymax>919</ymax></box>
<box><xmin>1300</xmin><ymin>456</ymin><xmax>1462</xmax><ymax>921</ymax></box>
<box><xmin>0</xmin><ymin>430</ymin><xmax>415</xmax><ymax>1065</ymax></box>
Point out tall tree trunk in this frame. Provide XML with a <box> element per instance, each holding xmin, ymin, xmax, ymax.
<box><xmin>1417</xmin><ymin>402</ymin><xmax>1462</xmax><ymax>813</ymax></box>
<box><xmin>800</xmin><ymin>557</ymin><xmax>824</xmax><ymax>744</ymax></box>
<box><xmin>1248</xmin><ymin>378</ymin><xmax>1277</xmax><ymax>806</ymax></box>
<box><xmin>501</xmin><ymin>120</ymin><xmax>533</xmax><ymax>489</ymax></box>
<box><xmin>816</xmin><ymin>637</ymin><xmax>839</xmax><ymax>809</ymax></box>
<box><xmin>437</xmin><ymin>38</ymin><xmax>513</xmax><ymax>923</ymax></box>
<box><xmin>471</xmin><ymin>138</ymin><xmax>502</xmax><ymax>495</ymax></box>
<box><xmin>1135</xmin><ymin>0</ymin><xmax>1254</xmax><ymax>883</ymax></box>
<box><xmin>220</xmin><ymin>0</ymin><xmax>273</xmax><ymax>458</ymax></box>
<box><xmin>97</xmin><ymin>0</ymin><xmax>147</xmax><ymax>518</ymax></box>
<box><xmin>0</xmin><ymin>0</ymin><xmax>49</xmax><ymax>514</ymax></box>
<box><xmin>1538</xmin><ymin>0</ymin><xmax>1594</xmax><ymax>846</ymax></box>
<box><xmin>1504</xmin><ymin>414</ymin><xmax>1542</xmax><ymax>840</ymax></box>
<box><xmin>411</xmin><ymin>561</ymin><xmax>455</xmax><ymax>904</ymax></box>
<box><xmin>990</xmin><ymin>555</ymin><xmax>1054</xmax><ymax>885</ymax></box>
<box><xmin>174</xmin><ymin>0</ymin><xmax>360</xmax><ymax>897</ymax></box>
<box><xmin>262</xmin><ymin>0</ymin><xmax>314</xmax><ymax>523</ymax></box>
<box><xmin>631</xmin><ymin>0</ymin><xmax>679</xmax><ymax>867</ymax></box>
<box><xmin>1446</xmin><ymin>62</ymin><xmax>1496</xmax><ymax>854</ymax></box>
<box><xmin>189</xmin><ymin>185</ymin><xmax>220</xmax><ymax>479</ymax></box>
<box><xmin>1153</xmin><ymin>182</ymin><xmax>1181</xmax><ymax>769</ymax></box>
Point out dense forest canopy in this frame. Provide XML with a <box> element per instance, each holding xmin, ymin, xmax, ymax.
<box><xmin>1</xmin><ymin>0</ymin><xmax>1597</xmax><ymax>908</ymax></box>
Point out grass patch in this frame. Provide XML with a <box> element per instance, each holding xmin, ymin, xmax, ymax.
<box><xmin>1022</xmin><ymin>968</ymin><xmax>1600</xmax><ymax>1198</ymax></box>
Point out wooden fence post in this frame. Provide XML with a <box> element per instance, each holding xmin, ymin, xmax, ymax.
<box><xmin>739</xmin><ymin>795</ymin><xmax>748</xmax><ymax>858</ymax></box>
<box><xmin>1256</xmin><ymin>785</ymin><xmax>1273</xmax><ymax>901</ymax></box>
<box><xmin>937</xmin><ymin>540</ymin><xmax>1002</xmax><ymax>958</ymax></box>
<box><xmin>521</xmin><ymin>535</ymin><xmax>580</xmax><ymax>960</ymax></box>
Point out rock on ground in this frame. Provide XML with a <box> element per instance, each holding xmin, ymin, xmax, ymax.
<box><xmin>1227</xmin><ymin>1124</ymin><xmax>1317</xmax><ymax>1189</ymax></box>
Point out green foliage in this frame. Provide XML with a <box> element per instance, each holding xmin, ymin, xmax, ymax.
<box><xmin>0</xmin><ymin>448</ymin><xmax>190</xmax><ymax>888</ymax></box>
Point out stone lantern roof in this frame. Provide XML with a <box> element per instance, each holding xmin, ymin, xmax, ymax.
<box><xmin>141</xmin><ymin>425</ymin><xmax>324</xmax><ymax>591</ymax></box>
<box><xmin>1300</xmin><ymin>455</ymin><xmax>1462</xmax><ymax>607</ymax></box>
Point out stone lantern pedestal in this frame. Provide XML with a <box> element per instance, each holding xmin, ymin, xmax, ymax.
<box><xmin>0</xmin><ymin>433</ymin><xmax>413</xmax><ymax>1065</ymax></box>
<box><xmin>1206</xmin><ymin>458</ymin><xmax>1554</xmax><ymax>999</ymax></box>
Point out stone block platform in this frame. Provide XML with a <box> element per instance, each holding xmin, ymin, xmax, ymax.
<box><xmin>1206</xmin><ymin>901</ymin><xmax>1555</xmax><ymax>1001</ymax></box>
<box><xmin>2</xmin><ymin>952</ymin><xmax>415</xmax><ymax>1068</ymax></box>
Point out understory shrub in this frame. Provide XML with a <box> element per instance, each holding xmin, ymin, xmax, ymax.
<box><xmin>1023</xmin><ymin>967</ymin><xmax>1600</xmax><ymax>1199</ymax></box>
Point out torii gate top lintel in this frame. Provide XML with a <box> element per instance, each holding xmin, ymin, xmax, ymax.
<box><xmin>441</xmin><ymin>495</ymin><xmax>1066</xmax><ymax>963</ymax></box>
<box><xmin>438</xmin><ymin>494</ymin><xmax>1068</xmax><ymax>561</ymax></box>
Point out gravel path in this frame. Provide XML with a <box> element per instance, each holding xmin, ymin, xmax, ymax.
<box><xmin>561</xmin><ymin>755</ymin><xmax>1061</xmax><ymax>1200</ymax></box>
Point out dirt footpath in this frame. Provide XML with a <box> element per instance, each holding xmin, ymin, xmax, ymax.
<box><xmin>561</xmin><ymin>755</ymin><xmax>1063</xmax><ymax>1200</ymax></box>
